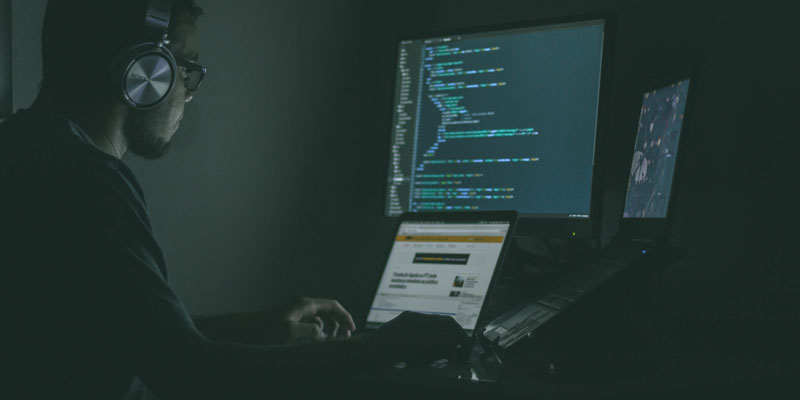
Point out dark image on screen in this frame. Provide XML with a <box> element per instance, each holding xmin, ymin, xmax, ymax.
<box><xmin>623</xmin><ymin>79</ymin><xmax>690</xmax><ymax>219</ymax></box>
<box><xmin>386</xmin><ymin>20</ymin><xmax>605</xmax><ymax>218</ymax></box>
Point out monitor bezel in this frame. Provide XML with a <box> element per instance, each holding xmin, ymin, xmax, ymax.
<box><xmin>617</xmin><ymin>66</ymin><xmax>697</xmax><ymax>242</ymax></box>
<box><xmin>381</xmin><ymin>13</ymin><xmax>616</xmax><ymax>240</ymax></box>
<box><xmin>364</xmin><ymin>210</ymin><xmax>518</xmax><ymax>337</ymax></box>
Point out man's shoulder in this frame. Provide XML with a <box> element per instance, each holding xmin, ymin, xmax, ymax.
<box><xmin>1</xmin><ymin>108</ymin><xmax>83</xmax><ymax>154</ymax></box>
<box><xmin>0</xmin><ymin>109</ymin><xmax>147</xmax><ymax>211</ymax></box>
<box><xmin>52</xmin><ymin>148</ymin><xmax>150</xmax><ymax>223</ymax></box>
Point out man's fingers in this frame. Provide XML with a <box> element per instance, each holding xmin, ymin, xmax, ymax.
<box><xmin>328</xmin><ymin>317</ymin><xmax>340</xmax><ymax>338</ymax></box>
<box><xmin>290</xmin><ymin>321</ymin><xmax>327</xmax><ymax>342</ymax></box>
<box><xmin>322</xmin><ymin>299</ymin><xmax>357</xmax><ymax>332</ymax></box>
<box><xmin>318</xmin><ymin>315</ymin><xmax>340</xmax><ymax>339</ymax></box>
<box><xmin>298</xmin><ymin>298</ymin><xmax>357</xmax><ymax>332</ymax></box>
<box><xmin>311</xmin><ymin>323</ymin><xmax>327</xmax><ymax>341</ymax></box>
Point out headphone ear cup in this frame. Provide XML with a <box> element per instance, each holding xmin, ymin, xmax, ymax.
<box><xmin>112</xmin><ymin>43</ymin><xmax>177</xmax><ymax>109</ymax></box>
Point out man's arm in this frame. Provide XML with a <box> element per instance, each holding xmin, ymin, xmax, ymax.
<box><xmin>192</xmin><ymin>312</ymin><xmax>280</xmax><ymax>344</ymax></box>
<box><xmin>82</xmin><ymin>174</ymin><xmax>370</xmax><ymax>397</ymax></box>
<box><xmin>79</xmin><ymin>164</ymin><xmax>467</xmax><ymax>399</ymax></box>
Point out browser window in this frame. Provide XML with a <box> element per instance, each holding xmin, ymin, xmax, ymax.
<box><xmin>366</xmin><ymin>221</ymin><xmax>511</xmax><ymax>333</ymax></box>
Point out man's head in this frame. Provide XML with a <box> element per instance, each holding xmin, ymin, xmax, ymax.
<box><xmin>40</xmin><ymin>0</ymin><xmax>204</xmax><ymax>159</ymax></box>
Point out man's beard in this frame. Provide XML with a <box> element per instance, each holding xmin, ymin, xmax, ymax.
<box><xmin>123</xmin><ymin>109</ymin><xmax>172</xmax><ymax>160</ymax></box>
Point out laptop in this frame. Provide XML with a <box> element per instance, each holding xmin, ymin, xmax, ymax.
<box><xmin>481</xmin><ymin>76</ymin><xmax>693</xmax><ymax>355</ymax></box>
<box><xmin>363</xmin><ymin>211</ymin><xmax>518</xmax><ymax>348</ymax></box>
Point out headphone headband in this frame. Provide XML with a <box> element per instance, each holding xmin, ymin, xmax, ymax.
<box><xmin>144</xmin><ymin>0</ymin><xmax>172</xmax><ymax>43</ymax></box>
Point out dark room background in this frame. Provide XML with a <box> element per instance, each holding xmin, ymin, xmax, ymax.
<box><xmin>6</xmin><ymin>0</ymin><xmax>798</xmax><ymax>343</ymax></box>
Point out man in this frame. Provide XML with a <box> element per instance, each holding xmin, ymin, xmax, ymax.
<box><xmin>0</xmin><ymin>1</ymin><xmax>467</xmax><ymax>398</ymax></box>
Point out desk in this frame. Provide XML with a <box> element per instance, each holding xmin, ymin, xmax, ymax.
<box><xmin>353</xmin><ymin>250</ymin><xmax>800</xmax><ymax>399</ymax></box>
<box><xmin>354</xmin><ymin>319</ymin><xmax>799</xmax><ymax>400</ymax></box>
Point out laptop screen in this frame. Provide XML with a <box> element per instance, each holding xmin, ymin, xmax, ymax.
<box><xmin>366</xmin><ymin>220</ymin><xmax>512</xmax><ymax>334</ymax></box>
<box><xmin>623</xmin><ymin>79</ymin><xmax>690</xmax><ymax>219</ymax></box>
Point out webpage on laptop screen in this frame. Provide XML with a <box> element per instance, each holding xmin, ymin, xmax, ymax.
<box><xmin>367</xmin><ymin>221</ymin><xmax>510</xmax><ymax>331</ymax></box>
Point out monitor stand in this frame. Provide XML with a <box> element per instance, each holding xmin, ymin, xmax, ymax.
<box><xmin>500</xmin><ymin>236</ymin><xmax>600</xmax><ymax>281</ymax></box>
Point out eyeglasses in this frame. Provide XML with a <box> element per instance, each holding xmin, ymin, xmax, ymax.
<box><xmin>175</xmin><ymin>57</ymin><xmax>207</xmax><ymax>92</ymax></box>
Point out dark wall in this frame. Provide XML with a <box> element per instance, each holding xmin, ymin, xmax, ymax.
<box><xmin>258</xmin><ymin>0</ymin><xmax>800</xmax><ymax>331</ymax></box>
<box><xmin>0</xmin><ymin>0</ymin><xmax>11</xmax><ymax>117</ymax></box>
<box><xmin>10</xmin><ymin>1</ymin><xmax>799</xmax><ymax>332</ymax></box>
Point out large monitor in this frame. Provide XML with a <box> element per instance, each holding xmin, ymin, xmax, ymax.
<box><xmin>384</xmin><ymin>17</ymin><xmax>609</xmax><ymax>237</ymax></box>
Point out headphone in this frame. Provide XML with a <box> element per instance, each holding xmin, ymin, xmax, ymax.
<box><xmin>111</xmin><ymin>0</ymin><xmax>177</xmax><ymax>110</ymax></box>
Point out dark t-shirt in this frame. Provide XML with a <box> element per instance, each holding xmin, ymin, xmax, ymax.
<box><xmin>0</xmin><ymin>109</ymin><xmax>201</xmax><ymax>398</ymax></box>
<box><xmin>0</xmin><ymin>109</ymin><xmax>366</xmax><ymax>399</ymax></box>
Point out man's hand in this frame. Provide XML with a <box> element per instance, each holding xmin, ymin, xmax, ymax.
<box><xmin>192</xmin><ymin>298</ymin><xmax>356</xmax><ymax>345</ymax></box>
<box><xmin>280</xmin><ymin>297</ymin><xmax>357</xmax><ymax>343</ymax></box>
<box><xmin>361</xmin><ymin>311</ymin><xmax>470</xmax><ymax>366</ymax></box>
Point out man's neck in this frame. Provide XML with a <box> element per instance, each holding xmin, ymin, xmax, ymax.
<box><xmin>31</xmin><ymin>95</ymin><xmax>128</xmax><ymax>159</ymax></box>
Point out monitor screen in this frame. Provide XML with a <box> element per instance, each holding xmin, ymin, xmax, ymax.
<box><xmin>623</xmin><ymin>79</ymin><xmax>690</xmax><ymax>219</ymax></box>
<box><xmin>366</xmin><ymin>220</ymin><xmax>512</xmax><ymax>334</ymax></box>
<box><xmin>385</xmin><ymin>19</ymin><xmax>605</xmax><ymax>220</ymax></box>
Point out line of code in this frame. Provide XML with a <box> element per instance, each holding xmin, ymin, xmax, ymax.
<box><xmin>411</xmin><ymin>43</ymin><xmax>539</xmax><ymax>212</ymax></box>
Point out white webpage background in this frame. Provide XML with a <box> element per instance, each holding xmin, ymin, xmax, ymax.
<box><xmin>367</xmin><ymin>222</ymin><xmax>509</xmax><ymax>330</ymax></box>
